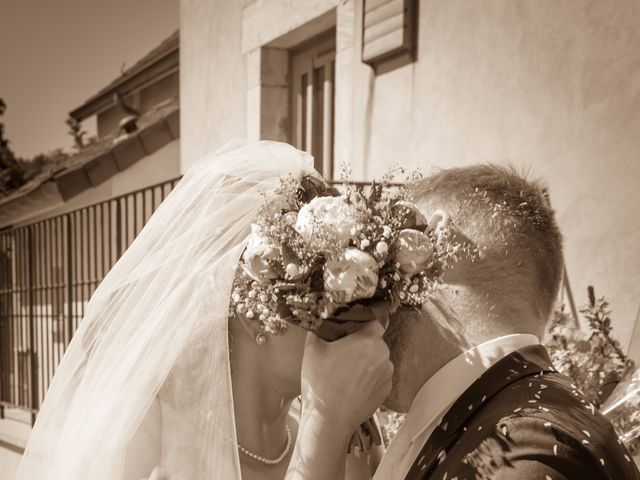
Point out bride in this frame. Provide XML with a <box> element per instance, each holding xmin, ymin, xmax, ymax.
<box><xmin>16</xmin><ymin>141</ymin><xmax>393</xmax><ymax>480</ymax></box>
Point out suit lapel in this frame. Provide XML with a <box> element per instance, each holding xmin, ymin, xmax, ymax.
<box><xmin>404</xmin><ymin>345</ymin><xmax>556</xmax><ymax>480</ymax></box>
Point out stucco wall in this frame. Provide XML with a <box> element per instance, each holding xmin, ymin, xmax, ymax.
<box><xmin>242</xmin><ymin>0</ymin><xmax>338</xmax><ymax>52</ymax></box>
<box><xmin>179</xmin><ymin>0</ymin><xmax>247</xmax><ymax>171</ymax></box>
<box><xmin>178</xmin><ymin>0</ymin><xmax>640</xmax><ymax>350</ymax></box>
<box><xmin>338</xmin><ymin>0</ymin><xmax>640</xmax><ymax>349</ymax></box>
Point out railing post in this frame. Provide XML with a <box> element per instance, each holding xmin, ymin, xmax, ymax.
<box><xmin>66</xmin><ymin>215</ymin><xmax>74</xmax><ymax>346</ymax></box>
<box><xmin>0</xmin><ymin>238</ymin><xmax>5</xmax><ymax>413</ymax></box>
<box><xmin>27</xmin><ymin>227</ymin><xmax>38</xmax><ymax>425</ymax></box>
<box><xmin>116</xmin><ymin>198</ymin><xmax>123</xmax><ymax>258</ymax></box>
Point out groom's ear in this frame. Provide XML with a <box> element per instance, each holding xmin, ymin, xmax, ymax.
<box><xmin>427</xmin><ymin>209</ymin><xmax>476</xmax><ymax>260</ymax></box>
<box><xmin>427</xmin><ymin>209</ymin><xmax>452</xmax><ymax>235</ymax></box>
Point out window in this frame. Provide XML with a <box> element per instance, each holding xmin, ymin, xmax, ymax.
<box><xmin>362</xmin><ymin>0</ymin><xmax>417</xmax><ymax>70</ymax></box>
<box><xmin>290</xmin><ymin>33</ymin><xmax>336</xmax><ymax>179</ymax></box>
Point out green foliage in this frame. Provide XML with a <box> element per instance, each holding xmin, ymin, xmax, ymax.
<box><xmin>545</xmin><ymin>287</ymin><xmax>632</xmax><ymax>409</ymax></box>
<box><xmin>0</xmin><ymin>98</ymin><xmax>69</xmax><ymax>196</ymax></box>
<box><xmin>66</xmin><ymin>117</ymin><xmax>86</xmax><ymax>149</ymax></box>
<box><xmin>0</xmin><ymin>98</ymin><xmax>25</xmax><ymax>192</ymax></box>
<box><xmin>546</xmin><ymin>286</ymin><xmax>640</xmax><ymax>453</ymax></box>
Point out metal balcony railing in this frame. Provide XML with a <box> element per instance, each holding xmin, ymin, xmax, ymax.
<box><xmin>0</xmin><ymin>177</ymin><xmax>180</xmax><ymax>423</ymax></box>
<box><xmin>0</xmin><ymin>176</ymin><xmax>364</xmax><ymax>424</ymax></box>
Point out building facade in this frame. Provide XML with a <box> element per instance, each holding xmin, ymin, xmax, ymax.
<box><xmin>180</xmin><ymin>0</ymin><xmax>640</xmax><ymax>355</ymax></box>
<box><xmin>1</xmin><ymin>0</ymin><xmax>639</xmax><ymax>475</ymax></box>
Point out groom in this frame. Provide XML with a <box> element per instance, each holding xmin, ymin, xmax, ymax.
<box><xmin>376</xmin><ymin>165</ymin><xmax>640</xmax><ymax>480</ymax></box>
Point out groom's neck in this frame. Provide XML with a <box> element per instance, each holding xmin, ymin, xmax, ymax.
<box><xmin>408</xmin><ymin>316</ymin><xmax>543</xmax><ymax>406</ymax></box>
<box><xmin>417</xmin><ymin>334</ymin><xmax>465</xmax><ymax>386</ymax></box>
<box><xmin>394</xmin><ymin>297</ymin><xmax>489</xmax><ymax>411</ymax></box>
<box><xmin>387</xmin><ymin>335</ymin><xmax>462</xmax><ymax>413</ymax></box>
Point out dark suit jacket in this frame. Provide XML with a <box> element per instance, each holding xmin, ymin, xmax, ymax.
<box><xmin>404</xmin><ymin>345</ymin><xmax>640</xmax><ymax>480</ymax></box>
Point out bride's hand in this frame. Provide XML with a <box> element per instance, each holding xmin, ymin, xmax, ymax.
<box><xmin>286</xmin><ymin>321</ymin><xmax>392</xmax><ymax>480</ymax></box>
<box><xmin>301</xmin><ymin>320</ymin><xmax>393</xmax><ymax>437</ymax></box>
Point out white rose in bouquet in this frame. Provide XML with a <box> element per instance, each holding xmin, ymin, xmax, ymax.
<box><xmin>392</xmin><ymin>228</ymin><xmax>434</xmax><ymax>275</ymax></box>
<box><xmin>393</xmin><ymin>201</ymin><xmax>428</xmax><ymax>228</ymax></box>
<box><xmin>241</xmin><ymin>225</ymin><xmax>280</xmax><ymax>283</ymax></box>
<box><xmin>323</xmin><ymin>248</ymin><xmax>379</xmax><ymax>304</ymax></box>
<box><xmin>294</xmin><ymin>196</ymin><xmax>360</xmax><ymax>251</ymax></box>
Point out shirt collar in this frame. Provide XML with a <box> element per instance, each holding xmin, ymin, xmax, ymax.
<box><xmin>404</xmin><ymin>333</ymin><xmax>540</xmax><ymax>443</ymax></box>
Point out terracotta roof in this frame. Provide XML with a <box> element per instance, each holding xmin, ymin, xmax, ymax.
<box><xmin>70</xmin><ymin>30</ymin><xmax>179</xmax><ymax>121</ymax></box>
<box><xmin>0</xmin><ymin>97</ymin><xmax>179</xmax><ymax>208</ymax></box>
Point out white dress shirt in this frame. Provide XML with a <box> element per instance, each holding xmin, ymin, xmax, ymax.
<box><xmin>373</xmin><ymin>334</ymin><xmax>540</xmax><ymax>480</ymax></box>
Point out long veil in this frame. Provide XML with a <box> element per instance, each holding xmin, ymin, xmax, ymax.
<box><xmin>16</xmin><ymin>141</ymin><xmax>317</xmax><ymax>480</ymax></box>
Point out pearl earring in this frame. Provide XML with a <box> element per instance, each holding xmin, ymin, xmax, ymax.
<box><xmin>255</xmin><ymin>332</ymin><xmax>267</xmax><ymax>345</ymax></box>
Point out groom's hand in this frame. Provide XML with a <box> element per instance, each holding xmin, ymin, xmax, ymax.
<box><xmin>301</xmin><ymin>320</ymin><xmax>393</xmax><ymax>435</ymax></box>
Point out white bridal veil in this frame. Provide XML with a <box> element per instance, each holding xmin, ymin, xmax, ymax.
<box><xmin>16</xmin><ymin>141</ymin><xmax>317</xmax><ymax>480</ymax></box>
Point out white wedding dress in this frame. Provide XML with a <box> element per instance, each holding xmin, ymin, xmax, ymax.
<box><xmin>16</xmin><ymin>141</ymin><xmax>318</xmax><ymax>480</ymax></box>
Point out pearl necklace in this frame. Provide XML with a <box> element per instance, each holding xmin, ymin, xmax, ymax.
<box><xmin>237</xmin><ymin>425</ymin><xmax>292</xmax><ymax>466</ymax></box>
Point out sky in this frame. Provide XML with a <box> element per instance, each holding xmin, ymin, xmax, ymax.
<box><xmin>0</xmin><ymin>0</ymin><xmax>179</xmax><ymax>158</ymax></box>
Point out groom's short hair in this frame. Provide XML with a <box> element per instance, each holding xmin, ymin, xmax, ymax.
<box><xmin>412</xmin><ymin>165</ymin><xmax>563</xmax><ymax>320</ymax></box>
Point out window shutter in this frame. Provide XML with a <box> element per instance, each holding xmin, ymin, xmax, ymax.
<box><xmin>362</xmin><ymin>0</ymin><xmax>416</xmax><ymax>67</ymax></box>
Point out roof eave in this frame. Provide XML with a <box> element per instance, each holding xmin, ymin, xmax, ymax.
<box><xmin>0</xmin><ymin>105</ymin><xmax>179</xmax><ymax>224</ymax></box>
<box><xmin>69</xmin><ymin>45</ymin><xmax>179</xmax><ymax>122</ymax></box>
<box><xmin>57</xmin><ymin>107</ymin><xmax>179</xmax><ymax>200</ymax></box>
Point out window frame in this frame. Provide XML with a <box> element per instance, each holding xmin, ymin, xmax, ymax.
<box><xmin>290</xmin><ymin>31</ymin><xmax>336</xmax><ymax>179</ymax></box>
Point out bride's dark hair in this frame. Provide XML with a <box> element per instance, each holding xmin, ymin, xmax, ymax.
<box><xmin>297</xmin><ymin>174</ymin><xmax>340</xmax><ymax>202</ymax></box>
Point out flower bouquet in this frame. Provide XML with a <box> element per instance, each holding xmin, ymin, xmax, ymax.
<box><xmin>229</xmin><ymin>170</ymin><xmax>462</xmax><ymax>453</ymax></box>
<box><xmin>230</xmin><ymin>170</ymin><xmax>460</xmax><ymax>342</ymax></box>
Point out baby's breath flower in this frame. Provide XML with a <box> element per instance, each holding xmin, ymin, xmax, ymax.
<box><xmin>376</xmin><ymin>241</ymin><xmax>389</xmax><ymax>255</ymax></box>
<box><xmin>285</xmin><ymin>263</ymin><xmax>300</xmax><ymax>278</ymax></box>
<box><xmin>284</xmin><ymin>211</ymin><xmax>297</xmax><ymax>226</ymax></box>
